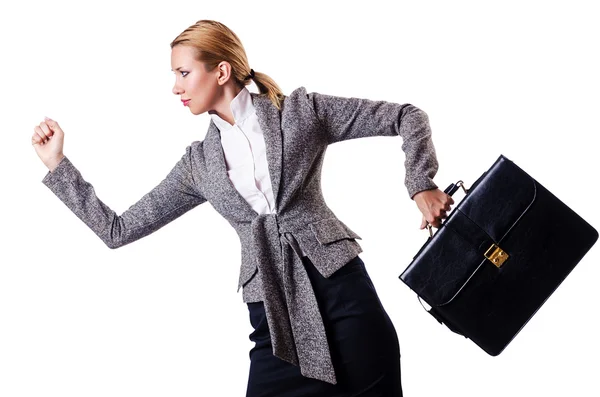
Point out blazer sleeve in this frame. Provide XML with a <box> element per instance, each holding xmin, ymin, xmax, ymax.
<box><xmin>305</xmin><ymin>90</ymin><xmax>439</xmax><ymax>200</ymax></box>
<box><xmin>41</xmin><ymin>144</ymin><xmax>207</xmax><ymax>249</ymax></box>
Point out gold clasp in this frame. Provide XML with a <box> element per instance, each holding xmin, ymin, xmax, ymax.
<box><xmin>484</xmin><ymin>243</ymin><xmax>509</xmax><ymax>268</ymax></box>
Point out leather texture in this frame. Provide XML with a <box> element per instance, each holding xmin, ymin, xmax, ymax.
<box><xmin>400</xmin><ymin>154</ymin><xmax>598</xmax><ymax>356</ymax></box>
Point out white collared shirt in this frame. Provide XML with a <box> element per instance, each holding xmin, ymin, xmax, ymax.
<box><xmin>210</xmin><ymin>87</ymin><xmax>276</xmax><ymax>215</ymax></box>
<box><xmin>209</xmin><ymin>87</ymin><xmax>307</xmax><ymax>257</ymax></box>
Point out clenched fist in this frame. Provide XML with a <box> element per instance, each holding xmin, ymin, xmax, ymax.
<box><xmin>413</xmin><ymin>188</ymin><xmax>455</xmax><ymax>230</ymax></box>
<box><xmin>32</xmin><ymin>117</ymin><xmax>65</xmax><ymax>172</ymax></box>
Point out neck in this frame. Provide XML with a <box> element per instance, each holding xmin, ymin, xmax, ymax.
<box><xmin>209</xmin><ymin>84</ymin><xmax>244</xmax><ymax>126</ymax></box>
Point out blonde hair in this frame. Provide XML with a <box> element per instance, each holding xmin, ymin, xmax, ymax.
<box><xmin>170</xmin><ymin>20</ymin><xmax>285</xmax><ymax>110</ymax></box>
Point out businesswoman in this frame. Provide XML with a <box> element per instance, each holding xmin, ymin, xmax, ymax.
<box><xmin>33</xmin><ymin>19</ymin><xmax>453</xmax><ymax>397</ymax></box>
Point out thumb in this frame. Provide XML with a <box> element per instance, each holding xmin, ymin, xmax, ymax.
<box><xmin>420</xmin><ymin>215</ymin><xmax>428</xmax><ymax>230</ymax></box>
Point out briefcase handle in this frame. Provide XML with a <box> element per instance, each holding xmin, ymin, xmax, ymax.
<box><xmin>425</xmin><ymin>180</ymin><xmax>469</xmax><ymax>238</ymax></box>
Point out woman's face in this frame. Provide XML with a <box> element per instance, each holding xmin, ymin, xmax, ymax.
<box><xmin>171</xmin><ymin>45</ymin><xmax>219</xmax><ymax>115</ymax></box>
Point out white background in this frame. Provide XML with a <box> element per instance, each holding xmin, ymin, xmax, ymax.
<box><xmin>2</xmin><ymin>0</ymin><xmax>599</xmax><ymax>396</ymax></box>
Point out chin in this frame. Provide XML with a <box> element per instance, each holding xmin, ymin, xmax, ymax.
<box><xmin>191</xmin><ymin>104</ymin><xmax>207</xmax><ymax>115</ymax></box>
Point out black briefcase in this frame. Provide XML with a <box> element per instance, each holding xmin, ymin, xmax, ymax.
<box><xmin>399</xmin><ymin>154</ymin><xmax>598</xmax><ymax>356</ymax></box>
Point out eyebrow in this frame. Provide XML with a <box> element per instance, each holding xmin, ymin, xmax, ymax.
<box><xmin>170</xmin><ymin>66</ymin><xmax>185</xmax><ymax>72</ymax></box>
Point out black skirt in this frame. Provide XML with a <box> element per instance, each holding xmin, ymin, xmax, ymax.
<box><xmin>245</xmin><ymin>255</ymin><xmax>403</xmax><ymax>397</ymax></box>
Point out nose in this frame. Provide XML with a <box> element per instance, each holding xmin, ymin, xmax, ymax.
<box><xmin>172</xmin><ymin>81</ymin><xmax>183</xmax><ymax>96</ymax></box>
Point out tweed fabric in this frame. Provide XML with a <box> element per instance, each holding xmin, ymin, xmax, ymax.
<box><xmin>41</xmin><ymin>86</ymin><xmax>439</xmax><ymax>385</ymax></box>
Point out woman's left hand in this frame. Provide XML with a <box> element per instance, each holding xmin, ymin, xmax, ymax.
<box><xmin>413</xmin><ymin>188</ymin><xmax>454</xmax><ymax>230</ymax></box>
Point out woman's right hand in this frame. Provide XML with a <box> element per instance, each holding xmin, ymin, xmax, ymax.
<box><xmin>32</xmin><ymin>117</ymin><xmax>65</xmax><ymax>172</ymax></box>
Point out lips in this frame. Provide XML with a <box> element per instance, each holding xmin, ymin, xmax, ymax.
<box><xmin>182</xmin><ymin>99</ymin><xmax>191</xmax><ymax>106</ymax></box>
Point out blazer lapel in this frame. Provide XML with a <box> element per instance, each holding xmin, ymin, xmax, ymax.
<box><xmin>204</xmin><ymin>120</ymin><xmax>259</xmax><ymax>218</ymax></box>
<box><xmin>251</xmin><ymin>92</ymin><xmax>283</xmax><ymax>212</ymax></box>
<box><xmin>204</xmin><ymin>92</ymin><xmax>284</xmax><ymax>217</ymax></box>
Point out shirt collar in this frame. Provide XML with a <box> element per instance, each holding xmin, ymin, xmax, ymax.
<box><xmin>209</xmin><ymin>86</ymin><xmax>255</xmax><ymax>131</ymax></box>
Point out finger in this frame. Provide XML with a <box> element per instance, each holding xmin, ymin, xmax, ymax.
<box><xmin>34</xmin><ymin>126</ymin><xmax>49</xmax><ymax>144</ymax></box>
<box><xmin>426</xmin><ymin>216</ymin><xmax>438</xmax><ymax>228</ymax></box>
<box><xmin>40</xmin><ymin>121</ymin><xmax>54</xmax><ymax>137</ymax></box>
<box><xmin>45</xmin><ymin>118</ymin><xmax>62</xmax><ymax>134</ymax></box>
<box><xmin>31</xmin><ymin>129</ymin><xmax>41</xmax><ymax>145</ymax></box>
<box><xmin>38</xmin><ymin>122</ymin><xmax>51</xmax><ymax>141</ymax></box>
<box><xmin>433</xmin><ymin>210</ymin><xmax>446</xmax><ymax>226</ymax></box>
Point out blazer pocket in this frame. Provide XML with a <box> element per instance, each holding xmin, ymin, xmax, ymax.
<box><xmin>309</xmin><ymin>217</ymin><xmax>362</xmax><ymax>245</ymax></box>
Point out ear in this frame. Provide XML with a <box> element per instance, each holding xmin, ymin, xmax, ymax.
<box><xmin>216</xmin><ymin>61</ymin><xmax>233</xmax><ymax>86</ymax></box>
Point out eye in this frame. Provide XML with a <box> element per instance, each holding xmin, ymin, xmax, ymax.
<box><xmin>181</xmin><ymin>71</ymin><xmax>189</xmax><ymax>77</ymax></box>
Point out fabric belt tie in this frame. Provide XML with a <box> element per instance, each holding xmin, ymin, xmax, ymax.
<box><xmin>249</xmin><ymin>213</ymin><xmax>337</xmax><ymax>385</ymax></box>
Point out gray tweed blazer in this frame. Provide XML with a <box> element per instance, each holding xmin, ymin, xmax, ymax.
<box><xmin>41</xmin><ymin>86</ymin><xmax>439</xmax><ymax>385</ymax></box>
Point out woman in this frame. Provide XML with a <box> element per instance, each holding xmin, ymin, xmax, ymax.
<box><xmin>32</xmin><ymin>19</ymin><xmax>453</xmax><ymax>397</ymax></box>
